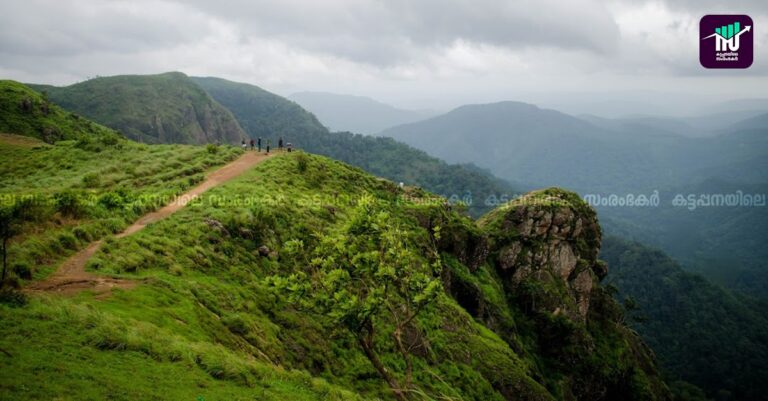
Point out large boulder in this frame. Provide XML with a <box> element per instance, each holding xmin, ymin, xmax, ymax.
<box><xmin>480</xmin><ymin>188</ymin><xmax>605</xmax><ymax>321</ymax></box>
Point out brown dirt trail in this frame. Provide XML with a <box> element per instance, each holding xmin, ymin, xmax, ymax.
<box><xmin>26</xmin><ymin>151</ymin><xmax>273</xmax><ymax>296</ymax></box>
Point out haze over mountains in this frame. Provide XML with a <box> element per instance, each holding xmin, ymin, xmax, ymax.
<box><xmin>374</xmin><ymin>99</ymin><xmax>768</xmax><ymax>302</ymax></box>
<box><xmin>289</xmin><ymin>91</ymin><xmax>435</xmax><ymax>134</ymax></box>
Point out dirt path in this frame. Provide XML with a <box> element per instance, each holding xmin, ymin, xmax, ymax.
<box><xmin>27</xmin><ymin>151</ymin><xmax>274</xmax><ymax>296</ymax></box>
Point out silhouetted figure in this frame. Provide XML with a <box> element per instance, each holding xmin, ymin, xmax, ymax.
<box><xmin>241</xmin><ymin>139</ymin><xmax>247</xmax><ymax>150</ymax></box>
<box><xmin>249</xmin><ymin>139</ymin><xmax>255</xmax><ymax>150</ymax></box>
<box><xmin>278</xmin><ymin>137</ymin><xmax>284</xmax><ymax>151</ymax></box>
<box><xmin>266</xmin><ymin>139</ymin><xmax>271</xmax><ymax>154</ymax></box>
<box><xmin>287</xmin><ymin>142</ymin><xmax>292</xmax><ymax>152</ymax></box>
<box><xmin>257</xmin><ymin>137</ymin><xmax>262</xmax><ymax>152</ymax></box>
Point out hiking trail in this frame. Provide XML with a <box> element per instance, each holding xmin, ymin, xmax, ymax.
<box><xmin>26</xmin><ymin>151</ymin><xmax>273</xmax><ymax>296</ymax></box>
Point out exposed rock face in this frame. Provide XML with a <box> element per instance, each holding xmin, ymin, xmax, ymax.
<box><xmin>481</xmin><ymin>188</ymin><xmax>605</xmax><ymax>321</ymax></box>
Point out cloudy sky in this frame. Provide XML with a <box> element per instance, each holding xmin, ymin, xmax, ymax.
<box><xmin>1</xmin><ymin>0</ymin><xmax>767</xmax><ymax>114</ymax></box>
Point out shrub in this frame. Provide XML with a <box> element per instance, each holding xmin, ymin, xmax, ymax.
<box><xmin>296</xmin><ymin>152</ymin><xmax>309</xmax><ymax>173</ymax></box>
<box><xmin>0</xmin><ymin>288</ymin><xmax>27</xmax><ymax>307</ymax></box>
<box><xmin>58</xmin><ymin>232</ymin><xmax>78</xmax><ymax>250</ymax></box>
<box><xmin>54</xmin><ymin>191</ymin><xmax>85</xmax><ymax>217</ymax></box>
<box><xmin>72</xmin><ymin>226</ymin><xmax>92</xmax><ymax>242</ymax></box>
<box><xmin>12</xmin><ymin>263</ymin><xmax>32</xmax><ymax>280</ymax></box>
<box><xmin>206</xmin><ymin>143</ymin><xmax>219</xmax><ymax>154</ymax></box>
<box><xmin>98</xmin><ymin>192</ymin><xmax>124</xmax><ymax>210</ymax></box>
<box><xmin>223</xmin><ymin>314</ymin><xmax>250</xmax><ymax>336</ymax></box>
<box><xmin>82</xmin><ymin>173</ymin><xmax>100</xmax><ymax>188</ymax></box>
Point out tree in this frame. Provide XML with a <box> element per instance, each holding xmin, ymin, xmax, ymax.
<box><xmin>269</xmin><ymin>196</ymin><xmax>443</xmax><ymax>401</ymax></box>
<box><xmin>0</xmin><ymin>205</ymin><xmax>21</xmax><ymax>285</ymax></box>
<box><xmin>0</xmin><ymin>198</ymin><xmax>41</xmax><ymax>286</ymax></box>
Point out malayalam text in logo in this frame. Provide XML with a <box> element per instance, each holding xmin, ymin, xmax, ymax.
<box><xmin>700</xmin><ymin>15</ymin><xmax>753</xmax><ymax>69</ymax></box>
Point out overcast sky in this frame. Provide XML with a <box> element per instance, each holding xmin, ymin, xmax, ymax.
<box><xmin>1</xmin><ymin>0</ymin><xmax>767</xmax><ymax>115</ymax></box>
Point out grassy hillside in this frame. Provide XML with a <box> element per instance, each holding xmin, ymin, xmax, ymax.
<box><xmin>0</xmin><ymin>133</ymin><xmax>241</xmax><ymax>284</ymax></box>
<box><xmin>1</xmin><ymin>148</ymin><xmax>669</xmax><ymax>400</ymax></box>
<box><xmin>30</xmin><ymin>72</ymin><xmax>246</xmax><ymax>145</ymax></box>
<box><xmin>602</xmin><ymin>237</ymin><xmax>768</xmax><ymax>401</ymax></box>
<box><xmin>194</xmin><ymin>76</ymin><xmax>517</xmax><ymax>216</ymax></box>
<box><xmin>0</xmin><ymin>80</ymin><xmax>121</xmax><ymax>146</ymax></box>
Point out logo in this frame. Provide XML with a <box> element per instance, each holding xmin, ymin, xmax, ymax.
<box><xmin>700</xmin><ymin>15</ymin><xmax>753</xmax><ymax>68</ymax></box>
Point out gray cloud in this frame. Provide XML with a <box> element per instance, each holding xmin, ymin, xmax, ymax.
<box><xmin>0</xmin><ymin>0</ymin><xmax>766</xmax><ymax>112</ymax></box>
<box><xmin>179</xmin><ymin>0</ymin><xmax>620</xmax><ymax>64</ymax></box>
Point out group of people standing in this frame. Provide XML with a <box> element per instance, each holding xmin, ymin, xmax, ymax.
<box><xmin>241</xmin><ymin>136</ymin><xmax>292</xmax><ymax>153</ymax></box>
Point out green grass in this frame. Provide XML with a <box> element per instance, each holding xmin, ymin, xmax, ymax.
<box><xmin>0</xmin><ymin>297</ymin><xmax>366</xmax><ymax>401</ymax></box>
<box><xmin>1</xmin><ymin>151</ymin><xmax>669</xmax><ymax>400</ymax></box>
<box><xmin>0</xmin><ymin>134</ymin><xmax>241</xmax><ymax>282</ymax></box>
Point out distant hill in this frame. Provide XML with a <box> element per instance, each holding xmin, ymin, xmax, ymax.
<box><xmin>731</xmin><ymin>111</ymin><xmax>768</xmax><ymax>132</ymax></box>
<box><xmin>30</xmin><ymin>72</ymin><xmax>246</xmax><ymax>144</ymax></box>
<box><xmin>603</xmin><ymin>236</ymin><xmax>768</xmax><ymax>401</ymax></box>
<box><xmin>290</xmin><ymin>91</ymin><xmax>434</xmax><ymax>134</ymax></box>
<box><xmin>192</xmin><ymin>77</ymin><xmax>327</xmax><ymax>141</ymax></box>
<box><xmin>580</xmin><ymin>114</ymin><xmax>698</xmax><ymax>137</ymax></box>
<box><xmin>381</xmin><ymin>100</ymin><xmax>768</xmax><ymax>298</ymax></box>
<box><xmin>380</xmin><ymin>101</ymin><xmax>679</xmax><ymax>193</ymax></box>
<box><xmin>196</xmin><ymin>77</ymin><xmax>517</xmax><ymax>216</ymax></box>
<box><xmin>0</xmin><ymin>80</ymin><xmax>120</xmax><ymax>144</ymax></box>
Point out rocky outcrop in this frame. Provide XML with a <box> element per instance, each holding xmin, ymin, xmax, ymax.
<box><xmin>480</xmin><ymin>188</ymin><xmax>605</xmax><ymax>322</ymax></box>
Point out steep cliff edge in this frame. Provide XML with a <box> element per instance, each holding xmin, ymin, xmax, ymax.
<box><xmin>481</xmin><ymin>188</ymin><xmax>606</xmax><ymax>321</ymax></box>
<box><xmin>435</xmin><ymin>188</ymin><xmax>670</xmax><ymax>400</ymax></box>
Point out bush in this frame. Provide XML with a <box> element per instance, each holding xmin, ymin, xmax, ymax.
<box><xmin>54</xmin><ymin>191</ymin><xmax>85</xmax><ymax>217</ymax></box>
<box><xmin>12</xmin><ymin>263</ymin><xmax>32</xmax><ymax>280</ymax></box>
<box><xmin>296</xmin><ymin>152</ymin><xmax>309</xmax><ymax>173</ymax></box>
<box><xmin>72</xmin><ymin>226</ymin><xmax>92</xmax><ymax>242</ymax></box>
<box><xmin>206</xmin><ymin>143</ymin><xmax>219</xmax><ymax>154</ymax></box>
<box><xmin>82</xmin><ymin>173</ymin><xmax>101</xmax><ymax>188</ymax></box>
<box><xmin>58</xmin><ymin>232</ymin><xmax>78</xmax><ymax>250</ymax></box>
<box><xmin>0</xmin><ymin>288</ymin><xmax>27</xmax><ymax>307</ymax></box>
<box><xmin>223</xmin><ymin>314</ymin><xmax>250</xmax><ymax>336</ymax></box>
<box><xmin>98</xmin><ymin>192</ymin><xmax>124</xmax><ymax>210</ymax></box>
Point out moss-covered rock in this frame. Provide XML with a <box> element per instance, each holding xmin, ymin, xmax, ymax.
<box><xmin>479</xmin><ymin>188</ymin><xmax>604</xmax><ymax>321</ymax></box>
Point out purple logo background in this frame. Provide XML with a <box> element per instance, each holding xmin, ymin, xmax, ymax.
<box><xmin>700</xmin><ymin>14</ymin><xmax>753</xmax><ymax>69</ymax></box>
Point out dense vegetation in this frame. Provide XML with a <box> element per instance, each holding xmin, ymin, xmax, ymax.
<box><xmin>0</xmin><ymin>80</ymin><xmax>121</xmax><ymax>146</ymax></box>
<box><xmin>602</xmin><ymin>237</ymin><xmax>768</xmax><ymax>401</ymax></box>
<box><xmin>30</xmin><ymin>72</ymin><xmax>246</xmax><ymax>144</ymax></box>
<box><xmin>600</xmin><ymin>179</ymin><xmax>768</xmax><ymax>299</ymax></box>
<box><xmin>194</xmin><ymin>76</ymin><xmax>517</xmax><ymax>216</ymax></box>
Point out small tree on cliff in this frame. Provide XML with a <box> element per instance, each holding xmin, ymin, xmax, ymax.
<box><xmin>269</xmin><ymin>196</ymin><xmax>443</xmax><ymax>401</ymax></box>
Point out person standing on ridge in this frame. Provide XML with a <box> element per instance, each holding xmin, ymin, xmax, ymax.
<box><xmin>241</xmin><ymin>139</ymin><xmax>247</xmax><ymax>150</ymax></box>
<box><xmin>266</xmin><ymin>139</ymin><xmax>271</xmax><ymax>154</ymax></box>
<box><xmin>257</xmin><ymin>137</ymin><xmax>262</xmax><ymax>152</ymax></box>
<box><xmin>278</xmin><ymin>137</ymin><xmax>284</xmax><ymax>151</ymax></box>
<box><xmin>249</xmin><ymin>138</ymin><xmax>255</xmax><ymax>150</ymax></box>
